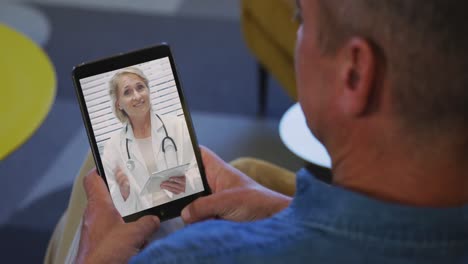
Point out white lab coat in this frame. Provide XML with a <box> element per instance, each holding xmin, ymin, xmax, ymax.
<box><xmin>101</xmin><ymin>113</ymin><xmax>202</xmax><ymax>217</ymax></box>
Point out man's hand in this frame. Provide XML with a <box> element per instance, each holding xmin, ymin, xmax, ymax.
<box><xmin>161</xmin><ymin>175</ymin><xmax>186</xmax><ymax>194</ymax></box>
<box><xmin>181</xmin><ymin>146</ymin><xmax>292</xmax><ymax>224</ymax></box>
<box><xmin>76</xmin><ymin>169</ymin><xmax>160</xmax><ymax>264</ymax></box>
<box><xmin>115</xmin><ymin>166</ymin><xmax>130</xmax><ymax>201</ymax></box>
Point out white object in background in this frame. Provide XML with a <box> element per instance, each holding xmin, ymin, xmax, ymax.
<box><xmin>17</xmin><ymin>0</ymin><xmax>184</xmax><ymax>16</ymax></box>
<box><xmin>279</xmin><ymin>103</ymin><xmax>332</xmax><ymax>168</ymax></box>
<box><xmin>0</xmin><ymin>3</ymin><xmax>51</xmax><ymax>46</ymax></box>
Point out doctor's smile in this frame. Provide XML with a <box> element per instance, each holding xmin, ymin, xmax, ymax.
<box><xmin>133</xmin><ymin>100</ymin><xmax>145</xmax><ymax>108</ymax></box>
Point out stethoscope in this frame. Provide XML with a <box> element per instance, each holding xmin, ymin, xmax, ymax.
<box><xmin>125</xmin><ymin>114</ymin><xmax>178</xmax><ymax>171</ymax></box>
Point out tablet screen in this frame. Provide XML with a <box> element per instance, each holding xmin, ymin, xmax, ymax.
<box><xmin>78</xmin><ymin>57</ymin><xmax>205</xmax><ymax>217</ymax></box>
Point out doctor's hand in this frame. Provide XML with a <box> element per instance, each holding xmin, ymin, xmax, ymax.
<box><xmin>181</xmin><ymin>146</ymin><xmax>291</xmax><ymax>224</ymax></box>
<box><xmin>161</xmin><ymin>176</ymin><xmax>186</xmax><ymax>194</ymax></box>
<box><xmin>76</xmin><ymin>169</ymin><xmax>160</xmax><ymax>264</ymax></box>
<box><xmin>115</xmin><ymin>166</ymin><xmax>130</xmax><ymax>201</ymax></box>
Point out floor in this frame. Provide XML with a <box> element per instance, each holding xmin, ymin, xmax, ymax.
<box><xmin>1</xmin><ymin>1</ymin><xmax>304</xmax><ymax>262</ymax></box>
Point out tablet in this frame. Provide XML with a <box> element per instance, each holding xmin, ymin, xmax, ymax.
<box><xmin>140</xmin><ymin>163</ymin><xmax>191</xmax><ymax>196</ymax></box>
<box><xmin>72</xmin><ymin>44</ymin><xmax>211</xmax><ymax>222</ymax></box>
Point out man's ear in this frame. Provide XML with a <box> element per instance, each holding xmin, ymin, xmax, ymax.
<box><xmin>338</xmin><ymin>37</ymin><xmax>376</xmax><ymax>117</ymax></box>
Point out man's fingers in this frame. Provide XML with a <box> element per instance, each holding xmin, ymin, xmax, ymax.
<box><xmin>126</xmin><ymin>215</ymin><xmax>160</xmax><ymax>248</ymax></box>
<box><xmin>199</xmin><ymin>146</ymin><xmax>225</xmax><ymax>188</ymax></box>
<box><xmin>181</xmin><ymin>191</ymin><xmax>233</xmax><ymax>224</ymax></box>
<box><xmin>83</xmin><ymin>169</ymin><xmax>112</xmax><ymax>205</ymax></box>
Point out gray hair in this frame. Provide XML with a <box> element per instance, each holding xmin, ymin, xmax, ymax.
<box><xmin>108</xmin><ymin>67</ymin><xmax>150</xmax><ymax>123</ymax></box>
<box><xmin>317</xmin><ymin>0</ymin><xmax>468</xmax><ymax>133</ymax></box>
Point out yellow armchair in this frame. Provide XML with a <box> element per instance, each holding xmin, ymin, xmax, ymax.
<box><xmin>241</xmin><ymin>0</ymin><xmax>299</xmax><ymax>115</ymax></box>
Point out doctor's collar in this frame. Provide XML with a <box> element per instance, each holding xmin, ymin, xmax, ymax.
<box><xmin>151</xmin><ymin>112</ymin><xmax>164</xmax><ymax>132</ymax></box>
<box><xmin>124</xmin><ymin>113</ymin><xmax>164</xmax><ymax>140</ymax></box>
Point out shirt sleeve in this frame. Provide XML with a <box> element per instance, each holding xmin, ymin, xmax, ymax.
<box><xmin>129</xmin><ymin>221</ymin><xmax>243</xmax><ymax>264</ymax></box>
<box><xmin>129</xmin><ymin>217</ymin><xmax>292</xmax><ymax>264</ymax></box>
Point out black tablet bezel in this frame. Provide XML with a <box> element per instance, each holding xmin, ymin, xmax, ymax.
<box><xmin>72</xmin><ymin>43</ymin><xmax>211</xmax><ymax>222</ymax></box>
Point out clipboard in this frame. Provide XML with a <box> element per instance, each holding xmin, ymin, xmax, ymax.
<box><xmin>140</xmin><ymin>163</ymin><xmax>190</xmax><ymax>196</ymax></box>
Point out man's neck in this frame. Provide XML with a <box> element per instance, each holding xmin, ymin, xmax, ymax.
<box><xmin>330</xmin><ymin>129</ymin><xmax>468</xmax><ymax>207</ymax></box>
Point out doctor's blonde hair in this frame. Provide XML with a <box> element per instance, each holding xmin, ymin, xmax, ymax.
<box><xmin>108</xmin><ymin>67</ymin><xmax>150</xmax><ymax>123</ymax></box>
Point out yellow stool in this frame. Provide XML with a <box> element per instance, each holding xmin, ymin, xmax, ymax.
<box><xmin>0</xmin><ymin>24</ymin><xmax>56</xmax><ymax>160</ymax></box>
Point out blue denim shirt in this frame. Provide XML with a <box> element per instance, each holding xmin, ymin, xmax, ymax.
<box><xmin>131</xmin><ymin>169</ymin><xmax>468</xmax><ymax>263</ymax></box>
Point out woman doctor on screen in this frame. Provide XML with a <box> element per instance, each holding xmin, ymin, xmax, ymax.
<box><xmin>101</xmin><ymin>67</ymin><xmax>200</xmax><ymax>217</ymax></box>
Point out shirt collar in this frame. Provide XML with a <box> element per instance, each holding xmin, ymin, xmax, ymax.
<box><xmin>124</xmin><ymin>111</ymin><xmax>164</xmax><ymax>141</ymax></box>
<box><xmin>291</xmin><ymin>168</ymin><xmax>468</xmax><ymax>242</ymax></box>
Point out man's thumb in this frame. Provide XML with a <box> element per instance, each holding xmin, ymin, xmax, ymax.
<box><xmin>182</xmin><ymin>192</ymin><xmax>231</xmax><ymax>224</ymax></box>
<box><xmin>127</xmin><ymin>216</ymin><xmax>160</xmax><ymax>247</ymax></box>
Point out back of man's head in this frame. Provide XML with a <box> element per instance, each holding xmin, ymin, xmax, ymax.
<box><xmin>317</xmin><ymin>0</ymin><xmax>468</xmax><ymax>133</ymax></box>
